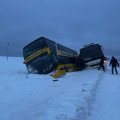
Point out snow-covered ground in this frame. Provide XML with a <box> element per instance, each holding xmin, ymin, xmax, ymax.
<box><xmin>87</xmin><ymin>65</ymin><xmax>120</xmax><ymax>120</ymax></box>
<box><xmin>0</xmin><ymin>56</ymin><xmax>120</xmax><ymax>120</ymax></box>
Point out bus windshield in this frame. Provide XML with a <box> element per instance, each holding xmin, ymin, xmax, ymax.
<box><xmin>23</xmin><ymin>39</ymin><xmax>47</xmax><ymax>58</ymax></box>
<box><xmin>80</xmin><ymin>44</ymin><xmax>103</xmax><ymax>62</ymax></box>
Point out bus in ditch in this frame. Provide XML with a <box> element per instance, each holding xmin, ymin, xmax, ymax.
<box><xmin>23</xmin><ymin>37</ymin><xmax>81</xmax><ymax>78</ymax></box>
<box><xmin>79</xmin><ymin>43</ymin><xmax>106</xmax><ymax>67</ymax></box>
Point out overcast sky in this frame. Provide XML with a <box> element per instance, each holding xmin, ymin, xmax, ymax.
<box><xmin>0</xmin><ymin>0</ymin><xmax>120</xmax><ymax>56</ymax></box>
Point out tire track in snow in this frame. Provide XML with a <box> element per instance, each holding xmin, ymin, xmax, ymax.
<box><xmin>72</xmin><ymin>71</ymin><xmax>104</xmax><ymax>120</ymax></box>
<box><xmin>87</xmin><ymin>68</ymin><xmax>120</xmax><ymax>120</ymax></box>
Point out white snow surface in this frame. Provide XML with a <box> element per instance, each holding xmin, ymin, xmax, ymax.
<box><xmin>0</xmin><ymin>56</ymin><xmax>120</xmax><ymax>120</ymax></box>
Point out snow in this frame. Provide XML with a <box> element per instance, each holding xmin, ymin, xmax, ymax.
<box><xmin>0</xmin><ymin>56</ymin><xmax>120</xmax><ymax>120</ymax></box>
<box><xmin>87</xmin><ymin>66</ymin><xmax>120</xmax><ymax>120</ymax></box>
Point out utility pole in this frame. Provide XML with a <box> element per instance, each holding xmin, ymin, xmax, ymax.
<box><xmin>7</xmin><ymin>42</ymin><xmax>10</xmax><ymax>61</ymax></box>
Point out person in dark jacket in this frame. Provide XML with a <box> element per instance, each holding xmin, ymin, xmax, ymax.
<box><xmin>76</xmin><ymin>55</ymin><xmax>85</xmax><ymax>70</ymax></box>
<box><xmin>109</xmin><ymin>56</ymin><xmax>119</xmax><ymax>74</ymax></box>
<box><xmin>98</xmin><ymin>56</ymin><xmax>105</xmax><ymax>72</ymax></box>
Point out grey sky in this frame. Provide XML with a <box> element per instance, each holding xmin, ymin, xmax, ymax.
<box><xmin>0</xmin><ymin>0</ymin><xmax>120</xmax><ymax>56</ymax></box>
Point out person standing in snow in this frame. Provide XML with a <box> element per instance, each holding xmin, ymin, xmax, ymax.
<box><xmin>78</xmin><ymin>55</ymin><xmax>85</xmax><ymax>70</ymax></box>
<box><xmin>109</xmin><ymin>56</ymin><xmax>119</xmax><ymax>74</ymax></box>
<box><xmin>98</xmin><ymin>56</ymin><xmax>105</xmax><ymax>72</ymax></box>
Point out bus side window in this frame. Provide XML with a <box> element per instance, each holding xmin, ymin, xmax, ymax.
<box><xmin>48</xmin><ymin>48</ymin><xmax>52</xmax><ymax>55</ymax></box>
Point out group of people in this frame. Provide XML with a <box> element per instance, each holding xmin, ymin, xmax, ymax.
<box><xmin>98</xmin><ymin>56</ymin><xmax>119</xmax><ymax>74</ymax></box>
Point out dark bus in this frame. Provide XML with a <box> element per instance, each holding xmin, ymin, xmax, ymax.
<box><xmin>80</xmin><ymin>43</ymin><xmax>105</xmax><ymax>67</ymax></box>
<box><xmin>23</xmin><ymin>37</ymin><xmax>79</xmax><ymax>77</ymax></box>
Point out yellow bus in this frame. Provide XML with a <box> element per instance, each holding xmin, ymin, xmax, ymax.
<box><xmin>23</xmin><ymin>37</ymin><xmax>80</xmax><ymax>77</ymax></box>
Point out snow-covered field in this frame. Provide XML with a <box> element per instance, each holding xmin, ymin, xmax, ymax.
<box><xmin>0</xmin><ymin>56</ymin><xmax>120</xmax><ymax>120</ymax></box>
